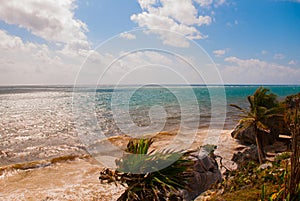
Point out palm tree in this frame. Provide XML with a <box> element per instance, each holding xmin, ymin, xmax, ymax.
<box><xmin>230</xmin><ymin>87</ymin><xmax>280</xmax><ymax>164</ymax></box>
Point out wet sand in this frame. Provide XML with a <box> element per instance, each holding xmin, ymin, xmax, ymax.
<box><xmin>0</xmin><ymin>158</ymin><xmax>124</xmax><ymax>201</ymax></box>
<box><xmin>0</xmin><ymin>129</ymin><xmax>238</xmax><ymax>201</ymax></box>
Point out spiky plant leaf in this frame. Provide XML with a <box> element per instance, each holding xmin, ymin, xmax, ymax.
<box><xmin>100</xmin><ymin>138</ymin><xmax>196</xmax><ymax>201</ymax></box>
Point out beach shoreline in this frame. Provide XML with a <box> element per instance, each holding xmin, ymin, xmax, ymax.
<box><xmin>0</xmin><ymin>129</ymin><xmax>237</xmax><ymax>200</ymax></box>
<box><xmin>1</xmin><ymin>85</ymin><xmax>299</xmax><ymax>200</ymax></box>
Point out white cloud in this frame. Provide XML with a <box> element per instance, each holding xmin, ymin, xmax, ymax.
<box><xmin>131</xmin><ymin>13</ymin><xmax>204</xmax><ymax>47</ymax></box>
<box><xmin>96</xmin><ymin>50</ymin><xmax>202</xmax><ymax>85</ymax></box>
<box><xmin>137</xmin><ymin>0</ymin><xmax>158</xmax><ymax>10</ymax></box>
<box><xmin>0</xmin><ymin>30</ymin><xmax>81</xmax><ymax>85</ymax></box>
<box><xmin>216</xmin><ymin>0</ymin><xmax>226</xmax><ymax>7</ymax></box>
<box><xmin>195</xmin><ymin>0</ymin><xmax>214</xmax><ymax>7</ymax></box>
<box><xmin>73</xmin><ymin>48</ymin><xmax>195</xmax><ymax>85</ymax></box>
<box><xmin>131</xmin><ymin>0</ymin><xmax>216</xmax><ymax>47</ymax></box>
<box><xmin>221</xmin><ymin>56</ymin><xmax>300</xmax><ymax>84</ymax></box>
<box><xmin>0</xmin><ymin>0</ymin><xmax>95</xmax><ymax>85</ymax></box>
<box><xmin>194</xmin><ymin>0</ymin><xmax>226</xmax><ymax>7</ymax></box>
<box><xmin>274</xmin><ymin>53</ymin><xmax>285</xmax><ymax>60</ymax></box>
<box><xmin>119</xmin><ymin>32</ymin><xmax>136</xmax><ymax>40</ymax></box>
<box><xmin>0</xmin><ymin>30</ymin><xmax>24</xmax><ymax>51</ymax></box>
<box><xmin>0</xmin><ymin>0</ymin><xmax>90</xmax><ymax>53</ymax></box>
<box><xmin>213</xmin><ymin>49</ymin><xmax>227</xmax><ymax>57</ymax></box>
<box><xmin>261</xmin><ymin>50</ymin><xmax>268</xmax><ymax>55</ymax></box>
<box><xmin>288</xmin><ymin>60</ymin><xmax>297</xmax><ymax>65</ymax></box>
<box><xmin>157</xmin><ymin>0</ymin><xmax>212</xmax><ymax>26</ymax></box>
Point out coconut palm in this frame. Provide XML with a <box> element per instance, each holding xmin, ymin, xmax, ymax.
<box><xmin>99</xmin><ymin>138</ymin><xmax>195</xmax><ymax>201</ymax></box>
<box><xmin>230</xmin><ymin>87</ymin><xmax>280</xmax><ymax>164</ymax></box>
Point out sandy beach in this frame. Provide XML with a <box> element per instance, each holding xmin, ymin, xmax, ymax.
<box><xmin>0</xmin><ymin>129</ymin><xmax>238</xmax><ymax>200</ymax></box>
<box><xmin>0</xmin><ymin>88</ymin><xmax>242</xmax><ymax>200</ymax></box>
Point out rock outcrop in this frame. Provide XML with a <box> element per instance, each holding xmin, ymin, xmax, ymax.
<box><xmin>231</xmin><ymin>116</ymin><xmax>288</xmax><ymax>146</ymax></box>
<box><xmin>181</xmin><ymin>151</ymin><xmax>222</xmax><ymax>201</ymax></box>
<box><xmin>231</xmin><ymin>145</ymin><xmax>258</xmax><ymax>168</ymax></box>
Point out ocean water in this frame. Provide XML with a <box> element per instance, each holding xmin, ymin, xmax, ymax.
<box><xmin>0</xmin><ymin>85</ymin><xmax>300</xmax><ymax>167</ymax></box>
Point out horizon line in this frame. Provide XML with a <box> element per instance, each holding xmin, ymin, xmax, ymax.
<box><xmin>0</xmin><ymin>83</ymin><xmax>300</xmax><ymax>88</ymax></box>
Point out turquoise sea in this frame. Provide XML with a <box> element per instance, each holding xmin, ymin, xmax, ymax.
<box><xmin>73</xmin><ymin>85</ymin><xmax>300</xmax><ymax>135</ymax></box>
<box><xmin>0</xmin><ymin>85</ymin><xmax>299</xmax><ymax>165</ymax></box>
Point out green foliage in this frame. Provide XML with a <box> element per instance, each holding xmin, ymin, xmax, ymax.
<box><xmin>274</xmin><ymin>152</ymin><xmax>291</xmax><ymax>162</ymax></box>
<box><xmin>214</xmin><ymin>91</ymin><xmax>299</xmax><ymax>201</ymax></box>
<box><xmin>99</xmin><ymin>138</ymin><xmax>196</xmax><ymax>201</ymax></box>
<box><xmin>284</xmin><ymin>103</ymin><xmax>300</xmax><ymax>201</ymax></box>
<box><xmin>251</xmin><ymin>87</ymin><xmax>279</xmax><ymax>110</ymax></box>
<box><xmin>284</xmin><ymin>93</ymin><xmax>300</xmax><ymax>110</ymax></box>
<box><xmin>125</xmin><ymin>138</ymin><xmax>153</xmax><ymax>154</ymax></box>
<box><xmin>231</xmin><ymin>87</ymin><xmax>281</xmax><ymax>164</ymax></box>
<box><xmin>214</xmin><ymin>159</ymin><xmax>292</xmax><ymax>201</ymax></box>
<box><xmin>261</xmin><ymin>184</ymin><xmax>266</xmax><ymax>201</ymax></box>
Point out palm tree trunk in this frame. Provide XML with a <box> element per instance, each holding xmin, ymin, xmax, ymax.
<box><xmin>255</xmin><ymin>127</ymin><xmax>265</xmax><ymax>164</ymax></box>
<box><xmin>289</xmin><ymin>110</ymin><xmax>300</xmax><ymax>198</ymax></box>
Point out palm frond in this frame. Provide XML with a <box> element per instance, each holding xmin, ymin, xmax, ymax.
<box><xmin>232</xmin><ymin>120</ymin><xmax>254</xmax><ymax>137</ymax></box>
<box><xmin>238</xmin><ymin>117</ymin><xmax>255</xmax><ymax>124</ymax></box>
<box><xmin>230</xmin><ymin>104</ymin><xmax>248</xmax><ymax>114</ymax></box>
<box><xmin>264</xmin><ymin>107</ymin><xmax>282</xmax><ymax>116</ymax></box>
<box><xmin>256</xmin><ymin>121</ymin><xmax>270</xmax><ymax>133</ymax></box>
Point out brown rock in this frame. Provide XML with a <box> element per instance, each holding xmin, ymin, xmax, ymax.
<box><xmin>181</xmin><ymin>154</ymin><xmax>222</xmax><ymax>201</ymax></box>
<box><xmin>231</xmin><ymin>116</ymin><xmax>288</xmax><ymax>146</ymax></box>
<box><xmin>231</xmin><ymin>145</ymin><xmax>258</xmax><ymax>167</ymax></box>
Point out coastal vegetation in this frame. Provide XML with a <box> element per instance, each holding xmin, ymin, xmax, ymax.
<box><xmin>98</xmin><ymin>87</ymin><xmax>299</xmax><ymax>200</ymax></box>
<box><xmin>283</xmin><ymin>93</ymin><xmax>300</xmax><ymax>199</ymax></box>
<box><xmin>99</xmin><ymin>138</ymin><xmax>196</xmax><ymax>200</ymax></box>
<box><xmin>99</xmin><ymin>138</ymin><xmax>222</xmax><ymax>201</ymax></box>
<box><xmin>230</xmin><ymin>87</ymin><xmax>281</xmax><ymax>164</ymax></box>
<box><xmin>208</xmin><ymin>89</ymin><xmax>300</xmax><ymax>200</ymax></box>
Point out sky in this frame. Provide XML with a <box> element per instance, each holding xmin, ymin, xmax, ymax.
<box><xmin>0</xmin><ymin>0</ymin><xmax>300</xmax><ymax>85</ymax></box>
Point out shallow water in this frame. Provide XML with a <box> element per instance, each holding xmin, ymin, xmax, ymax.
<box><xmin>0</xmin><ymin>91</ymin><xmax>85</xmax><ymax>166</ymax></box>
<box><xmin>0</xmin><ymin>86</ymin><xmax>229</xmax><ymax>166</ymax></box>
<box><xmin>1</xmin><ymin>85</ymin><xmax>300</xmax><ymax>166</ymax></box>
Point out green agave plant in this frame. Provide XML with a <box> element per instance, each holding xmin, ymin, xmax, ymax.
<box><xmin>99</xmin><ymin>138</ymin><xmax>195</xmax><ymax>201</ymax></box>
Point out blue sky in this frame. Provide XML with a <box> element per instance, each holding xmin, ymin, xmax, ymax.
<box><xmin>0</xmin><ymin>0</ymin><xmax>299</xmax><ymax>85</ymax></box>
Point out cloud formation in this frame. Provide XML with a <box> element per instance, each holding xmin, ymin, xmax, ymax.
<box><xmin>0</xmin><ymin>0</ymin><xmax>90</xmax><ymax>53</ymax></box>
<box><xmin>0</xmin><ymin>29</ymin><xmax>80</xmax><ymax>85</ymax></box>
<box><xmin>131</xmin><ymin>0</ymin><xmax>220</xmax><ymax>47</ymax></box>
<box><xmin>288</xmin><ymin>60</ymin><xmax>297</xmax><ymax>65</ymax></box>
<box><xmin>221</xmin><ymin>56</ymin><xmax>300</xmax><ymax>84</ymax></box>
<box><xmin>0</xmin><ymin>0</ymin><xmax>93</xmax><ymax>85</ymax></box>
<box><xmin>274</xmin><ymin>53</ymin><xmax>286</xmax><ymax>60</ymax></box>
<box><xmin>119</xmin><ymin>32</ymin><xmax>137</xmax><ymax>40</ymax></box>
<box><xmin>195</xmin><ymin>0</ymin><xmax>226</xmax><ymax>7</ymax></box>
<box><xmin>213</xmin><ymin>49</ymin><xmax>227</xmax><ymax>57</ymax></box>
